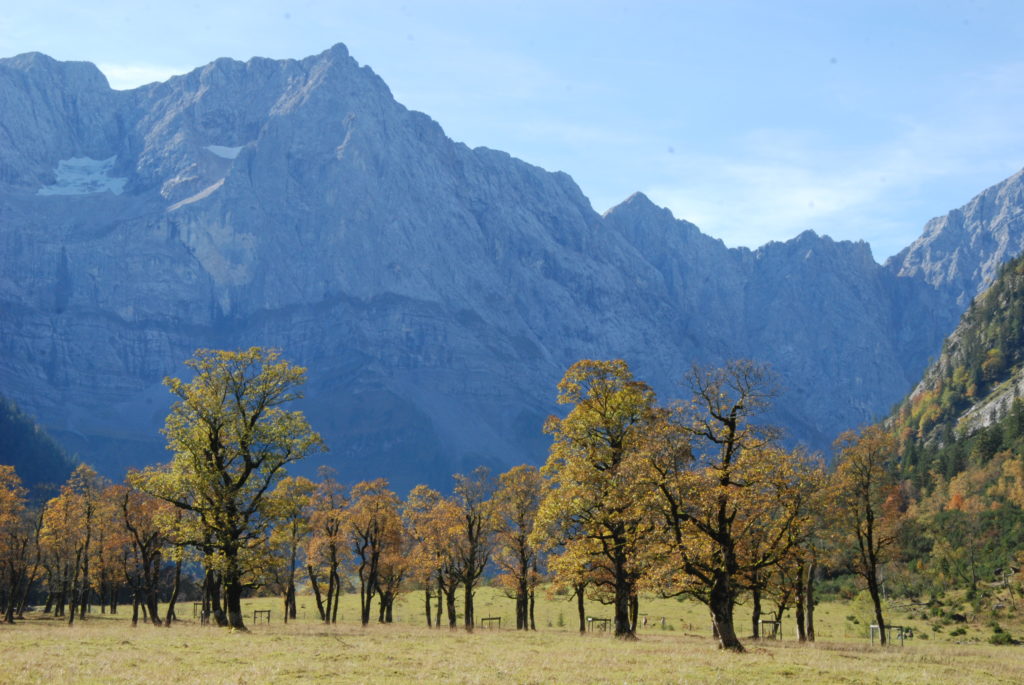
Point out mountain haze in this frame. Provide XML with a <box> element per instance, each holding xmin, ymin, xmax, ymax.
<box><xmin>1</xmin><ymin>45</ymin><xmax>1022</xmax><ymax>489</ymax></box>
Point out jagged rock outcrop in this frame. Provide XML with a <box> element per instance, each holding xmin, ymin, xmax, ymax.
<box><xmin>0</xmin><ymin>45</ymin><xmax>1019</xmax><ymax>489</ymax></box>
<box><xmin>887</xmin><ymin>169</ymin><xmax>1024</xmax><ymax>305</ymax></box>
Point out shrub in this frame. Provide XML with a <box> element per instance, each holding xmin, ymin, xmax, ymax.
<box><xmin>989</xmin><ymin>631</ymin><xmax>1015</xmax><ymax>645</ymax></box>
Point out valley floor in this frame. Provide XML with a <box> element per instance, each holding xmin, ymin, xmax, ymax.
<box><xmin>1</xmin><ymin>591</ymin><xmax>1022</xmax><ymax>684</ymax></box>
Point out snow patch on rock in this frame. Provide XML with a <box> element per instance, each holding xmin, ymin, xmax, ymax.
<box><xmin>168</xmin><ymin>178</ymin><xmax>224</xmax><ymax>211</ymax></box>
<box><xmin>205</xmin><ymin>145</ymin><xmax>244</xmax><ymax>160</ymax></box>
<box><xmin>37</xmin><ymin>156</ymin><xmax>127</xmax><ymax>196</ymax></box>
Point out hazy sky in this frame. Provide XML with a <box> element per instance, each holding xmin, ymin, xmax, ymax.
<box><xmin>3</xmin><ymin>1</ymin><xmax>1024</xmax><ymax>260</ymax></box>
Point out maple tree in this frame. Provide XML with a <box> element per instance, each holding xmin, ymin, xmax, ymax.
<box><xmin>0</xmin><ymin>465</ymin><xmax>32</xmax><ymax>623</ymax></box>
<box><xmin>39</xmin><ymin>464</ymin><xmax>104</xmax><ymax>625</ymax></box>
<box><xmin>344</xmin><ymin>478</ymin><xmax>405</xmax><ymax>625</ymax></box>
<box><xmin>537</xmin><ymin>359</ymin><xmax>659</xmax><ymax>639</ymax></box>
<box><xmin>831</xmin><ymin>425</ymin><xmax>903</xmax><ymax>645</ymax></box>
<box><xmin>643</xmin><ymin>362</ymin><xmax>819</xmax><ymax>652</ymax></box>
<box><xmin>117</xmin><ymin>482</ymin><xmax>173</xmax><ymax>625</ymax></box>
<box><xmin>265</xmin><ymin>475</ymin><xmax>315</xmax><ymax>622</ymax></box>
<box><xmin>130</xmin><ymin>347</ymin><xmax>323</xmax><ymax>630</ymax></box>
<box><xmin>305</xmin><ymin>469</ymin><xmax>347</xmax><ymax>623</ymax></box>
<box><xmin>451</xmin><ymin>467</ymin><xmax>496</xmax><ymax>632</ymax></box>
<box><xmin>403</xmin><ymin>485</ymin><xmax>462</xmax><ymax>628</ymax></box>
<box><xmin>492</xmin><ymin>464</ymin><xmax>544</xmax><ymax>630</ymax></box>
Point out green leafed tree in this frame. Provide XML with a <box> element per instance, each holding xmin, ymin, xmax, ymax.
<box><xmin>130</xmin><ymin>348</ymin><xmax>324</xmax><ymax>631</ymax></box>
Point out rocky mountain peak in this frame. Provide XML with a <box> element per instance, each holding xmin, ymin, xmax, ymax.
<box><xmin>1</xmin><ymin>47</ymin><xmax>1022</xmax><ymax>490</ymax></box>
<box><xmin>887</xmin><ymin>168</ymin><xmax>1024</xmax><ymax>304</ymax></box>
<box><xmin>1</xmin><ymin>52</ymin><xmax>110</xmax><ymax>91</ymax></box>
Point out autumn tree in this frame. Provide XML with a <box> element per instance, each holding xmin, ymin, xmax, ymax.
<box><xmin>403</xmin><ymin>485</ymin><xmax>443</xmax><ymax>627</ymax></box>
<box><xmin>39</xmin><ymin>464</ymin><xmax>103</xmax><ymax>625</ymax></box>
<box><xmin>130</xmin><ymin>347</ymin><xmax>323</xmax><ymax>630</ymax></box>
<box><xmin>543</xmin><ymin>539</ymin><xmax>596</xmax><ymax>633</ymax></box>
<box><xmin>0</xmin><ymin>465</ymin><xmax>31</xmax><ymax>623</ymax></box>
<box><xmin>306</xmin><ymin>469</ymin><xmax>347</xmax><ymax>623</ymax></box>
<box><xmin>451</xmin><ymin>467</ymin><xmax>496</xmax><ymax>632</ymax></box>
<box><xmin>643</xmin><ymin>361</ymin><xmax>818</xmax><ymax>652</ymax></box>
<box><xmin>831</xmin><ymin>425</ymin><xmax>903</xmax><ymax>644</ymax></box>
<box><xmin>118</xmin><ymin>482</ymin><xmax>172</xmax><ymax>625</ymax></box>
<box><xmin>537</xmin><ymin>359</ymin><xmax>659</xmax><ymax>639</ymax></box>
<box><xmin>90</xmin><ymin>485</ymin><xmax>129</xmax><ymax>616</ymax></box>
<box><xmin>492</xmin><ymin>464</ymin><xmax>544</xmax><ymax>630</ymax></box>
<box><xmin>404</xmin><ymin>486</ymin><xmax>462</xmax><ymax>628</ymax></box>
<box><xmin>39</xmin><ymin>488</ymin><xmax>78</xmax><ymax>618</ymax></box>
<box><xmin>375</xmin><ymin>530</ymin><xmax>411</xmax><ymax>623</ymax></box>
<box><xmin>266</xmin><ymin>476</ymin><xmax>314</xmax><ymax>622</ymax></box>
<box><xmin>344</xmin><ymin>478</ymin><xmax>404</xmax><ymax>626</ymax></box>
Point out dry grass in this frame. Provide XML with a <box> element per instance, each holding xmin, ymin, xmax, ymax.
<box><xmin>1</xmin><ymin>590</ymin><xmax>1022</xmax><ymax>684</ymax></box>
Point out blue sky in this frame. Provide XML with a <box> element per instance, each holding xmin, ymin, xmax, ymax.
<box><xmin>3</xmin><ymin>1</ymin><xmax>1024</xmax><ymax>260</ymax></box>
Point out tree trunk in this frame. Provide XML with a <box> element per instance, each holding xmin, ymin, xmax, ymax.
<box><xmin>576</xmin><ymin>584</ymin><xmax>586</xmax><ymax>634</ymax></box>
<box><xmin>324</xmin><ymin>570</ymin><xmax>336</xmax><ymax>624</ymax></box>
<box><xmin>331</xmin><ymin>570</ymin><xmax>341</xmax><ymax>624</ymax></box>
<box><xmin>709</xmin><ymin>573</ymin><xmax>744</xmax><ymax>652</ymax></box>
<box><xmin>67</xmin><ymin>554</ymin><xmax>82</xmax><ymax>626</ymax></box>
<box><xmin>464</xmin><ymin>582</ymin><xmax>474</xmax><ymax>632</ymax></box>
<box><xmin>867</xmin><ymin>572</ymin><xmax>886</xmax><ymax>645</ymax></box>
<box><xmin>612</xmin><ymin>557</ymin><xmax>635</xmax><ymax>639</ymax></box>
<box><xmin>360</xmin><ymin>572</ymin><xmax>374</xmax><ymax>626</ymax></box>
<box><xmin>307</xmin><ymin>565</ymin><xmax>325</xmax><ymax>621</ymax></box>
<box><xmin>131</xmin><ymin>592</ymin><xmax>140</xmax><ymax>626</ymax></box>
<box><xmin>209</xmin><ymin>572</ymin><xmax>227</xmax><ymax>627</ymax></box>
<box><xmin>146</xmin><ymin>589</ymin><xmax>162</xmax><ymax>626</ymax></box>
<box><xmin>795</xmin><ymin>563</ymin><xmax>807</xmax><ymax>642</ymax></box>
<box><xmin>285</xmin><ymin>580</ymin><xmax>296</xmax><ymax>622</ymax></box>
<box><xmin>165</xmin><ymin>560</ymin><xmax>182</xmax><ymax>626</ymax></box>
<box><xmin>629</xmin><ymin>594</ymin><xmax>639</xmax><ymax>633</ymax></box>
<box><xmin>529</xmin><ymin>588</ymin><xmax>536</xmax><ymax>631</ymax></box>
<box><xmin>424</xmin><ymin>588</ymin><xmax>432</xmax><ymax>627</ymax></box>
<box><xmin>516</xmin><ymin>590</ymin><xmax>525</xmax><ymax>629</ymax></box>
<box><xmin>805</xmin><ymin>563</ymin><xmax>816</xmax><ymax>642</ymax></box>
<box><xmin>435</xmin><ymin>576</ymin><xmax>442</xmax><ymax>628</ymax></box>
<box><xmin>445</xmin><ymin>587</ymin><xmax>457</xmax><ymax>629</ymax></box>
<box><xmin>224</xmin><ymin>577</ymin><xmax>246</xmax><ymax>630</ymax></box>
<box><xmin>55</xmin><ymin>587</ymin><xmax>66</xmax><ymax>618</ymax></box>
<box><xmin>751</xmin><ymin>584</ymin><xmax>761</xmax><ymax>638</ymax></box>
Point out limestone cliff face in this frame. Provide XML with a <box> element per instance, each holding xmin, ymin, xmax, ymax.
<box><xmin>0</xmin><ymin>45</ymin><xmax>1016</xmax><ymax>488</ymax></box>
<box><xmin>887</xmin><ymin>169</ymin><xmax>1024</xmax><ymax>305</ymax></box>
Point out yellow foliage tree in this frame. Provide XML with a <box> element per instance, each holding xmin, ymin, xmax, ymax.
<box><xmin>130</xmin><ymin>348</ymin><xmax>324</xmax><ymax>631</ymax></box>
<box><xmin>536</xmin><ymin>359</ymin><xmax>660</xmax><ymax>639</ymax></box>
<box><xmin>643</xmin><ymin>361</ymin><xmax>819</xmax><ymax>652</ymax></box>
<box><xmin>492</xmin><ymin>464</ymin><xmax>545</xmax><ymax>630</ymax></box>
<box><xmin>831</xmin><ymin>426</ymin><xmax>903</xmax><ymax>645</ymax></box>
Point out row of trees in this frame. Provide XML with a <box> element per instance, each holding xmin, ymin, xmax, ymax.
<box><xmin>535</xmin><ymin>360</ymin><xmax>904</xmax><ymax>650</ymax></box>
<box><xmin>1</xmin><ymin>349</ymin><xmax>908</xmax><ymax>653</ymax></box>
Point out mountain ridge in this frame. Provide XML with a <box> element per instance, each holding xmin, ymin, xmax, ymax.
<box><xmin>1</xmin><ymin>44</ymin><xmax>1022</xmax><ymax>489</ymax></box>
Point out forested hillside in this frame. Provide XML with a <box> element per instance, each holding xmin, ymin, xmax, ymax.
<box><xmin>885</xmin><ymin>254</ymin><xmax>1024</xmax><ymax>600</ymax></box>
<box><xmin>896</xmin><ymin>256</ymin><xmax>1024</xmax><ymax>445</ymax></box>
<box><xmin>0</xmin><ymin>395</ymin><xmax>75</xmax><ymax>491</ymax></box>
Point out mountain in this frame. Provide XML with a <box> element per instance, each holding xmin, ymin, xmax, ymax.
<box><xmin>0</xmin><ymin>394</ymin><xmax>76</xmax><ymax>492</ymax></box>
<box><xmin>0</xmin><ymin>45</ymin><xmax>1022</xmax><ymax>490</ymax></box>
<box><xmin>895</xmin><ymin>254</ymin><xmax>1024</xmax><ymax>452</ymax></box>
<box><xmin>887</xmin><ymin>169</ymin><xmax>1024</xmax><ymax>306</ymax></box>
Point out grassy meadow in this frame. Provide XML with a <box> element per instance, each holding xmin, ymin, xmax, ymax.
<box><xmin>2</xmin><ymin>586</ymin><xmax>1023</xmax><ymax>684</ymax></box>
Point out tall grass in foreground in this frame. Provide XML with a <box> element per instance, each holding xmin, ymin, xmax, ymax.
<box><xmin>1</xmin><ymin>613</ymin><xmax>1022</xmax><ymax>685</ymax></box>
